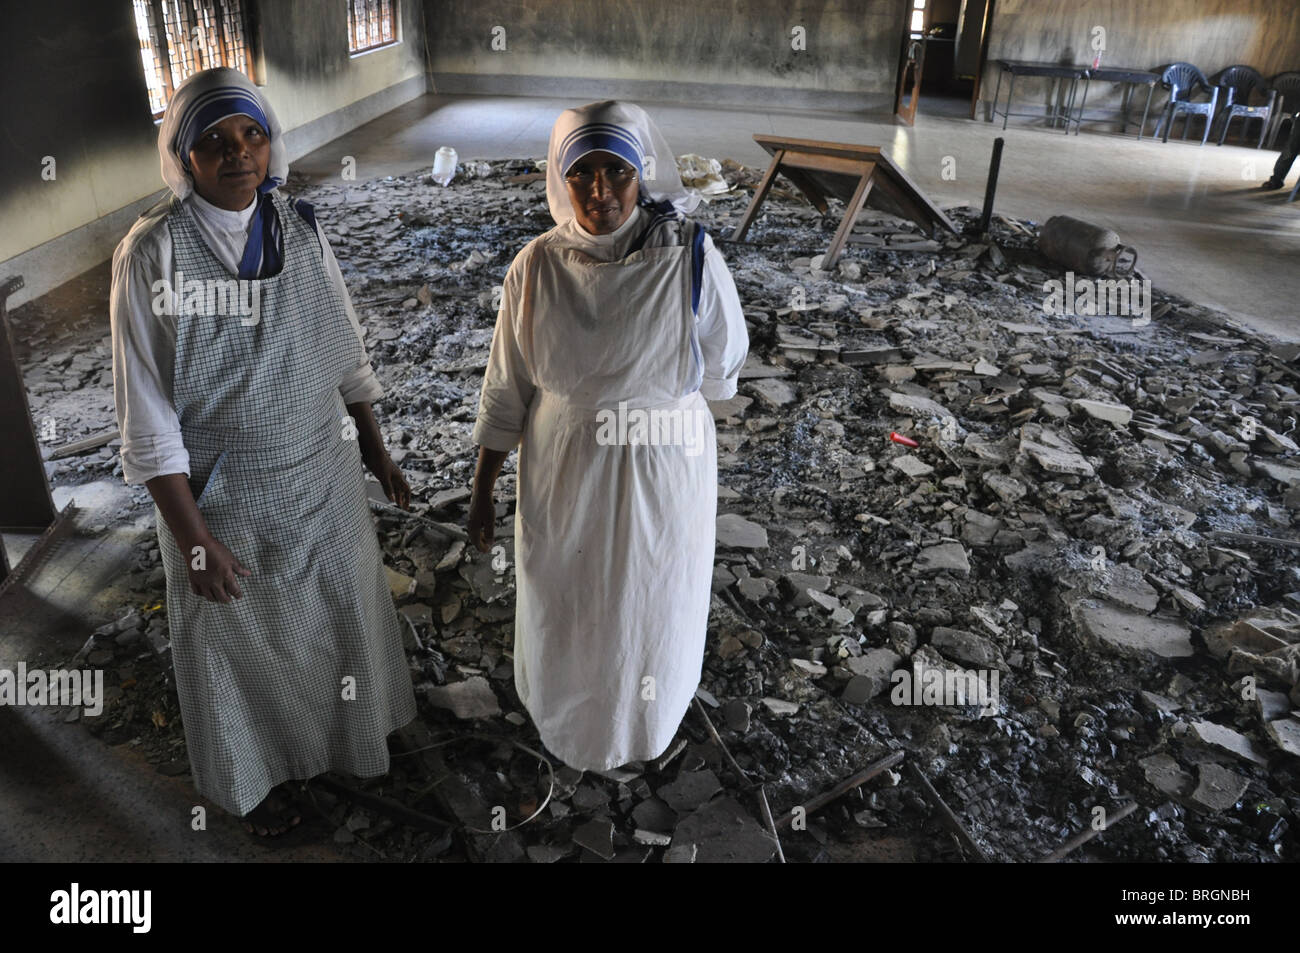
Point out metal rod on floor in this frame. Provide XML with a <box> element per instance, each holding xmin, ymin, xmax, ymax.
<box><xmin>775</xmin><ymin>750</ymin><xmax>905</xmax><ymax>829</ymax></box>
<box><xmin>978</xmin><ymin>137</ymin><xmax>1005</xmax><ymax>235</ymax></box>
<box><xmin>906</xmin><ymin>761</ymin><xmax>990</xmax><ymax>863</ymax></box>
<box><xmin>1038</xmin><ymin>800</ymin><xmax>1140</xmax><ymax>863</ymax></box>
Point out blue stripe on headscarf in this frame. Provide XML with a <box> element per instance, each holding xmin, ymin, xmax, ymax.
<box><xmin>177</xmin><ymin>88</ymin><xmax>270</xmax><ymax>171</ymax></box>
<box><xmin>558</xmin><ymin>122</ymin><xmax>645</xmax><ymax>176</ymax></box>
<box><xmin>174</xmin><ymin>87</ymin><xmax>282</xmax><ymax>278</ymax></box>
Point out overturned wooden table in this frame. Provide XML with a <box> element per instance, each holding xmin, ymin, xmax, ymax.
<box><xmin>730</xmin><ymin>135</ymin><xmax>958</xmax><ymax>270</ymax></box>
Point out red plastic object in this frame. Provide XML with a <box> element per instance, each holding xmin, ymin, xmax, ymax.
<box><xmin>889</xmin><ymin>432</ymin><xmax>919</xmax><ymax>448</ymax></box>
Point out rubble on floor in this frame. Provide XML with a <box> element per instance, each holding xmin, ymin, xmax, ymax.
<box><xmin>13</xmin><ymin>154</ymin><xmax>1300</xmax><ymax>862</ymax></box>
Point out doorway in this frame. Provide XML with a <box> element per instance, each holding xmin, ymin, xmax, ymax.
<box><xmin>894</xmin><ymin>0</ymin><xmax>996</xmax><ymax>124</ymax></box>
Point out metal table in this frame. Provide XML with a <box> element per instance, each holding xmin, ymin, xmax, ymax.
<box><xmin>1070</xmin><ymin>67</ymin><xmax>1160</xmax><ymax>139</ymax></box>
<box><xmin>989</xmin><ymin>59</ymin><xmax>1089</xmax><ymax>133</ymax></box>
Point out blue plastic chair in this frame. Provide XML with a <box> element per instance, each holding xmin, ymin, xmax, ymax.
<box><xmin>1213</xmin><ymin>66</ymin><xmax>1275</xmax><ymax>148</ymax></box>
<box><xmin>1152</xmin><ymin>63</ymin><xmax>1220</xmax><ymax>145</ymax></box>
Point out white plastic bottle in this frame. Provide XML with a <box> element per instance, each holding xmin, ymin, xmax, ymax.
<box><xmin>432</xmin><ymin>146</ymin><xmax>458</xmax><ymax>186</ymax></box>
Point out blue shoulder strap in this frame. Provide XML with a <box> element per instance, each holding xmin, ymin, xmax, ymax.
<box><xmin>292</xmin><ymin>197</ymin><xmax>318</xmax><ymax>232</ymax></box>
<box><xmin>690</xmin><ymin>221</ymin><xmax>707</xmax><ymax>317</ymax></box>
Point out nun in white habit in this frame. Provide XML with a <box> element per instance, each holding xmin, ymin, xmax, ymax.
<box><xmin>468</xmin><ymin>101</ymin><xmax>749</xmax><ymax>771</ymax></box>
<box><xmin>109</xmin><ymin>67</ymin><xmax>417</xmax><ymax>835</ymax></box>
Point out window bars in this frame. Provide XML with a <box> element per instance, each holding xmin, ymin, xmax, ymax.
<box><xmin>132</xmin><ymin>0</ymin><xmax>252</xmax><ymax>118</ymax></box>
<box><xmin>347</xmin><ymin>0</ymin><xmax>397</xmax><ymax>55</ymax></box>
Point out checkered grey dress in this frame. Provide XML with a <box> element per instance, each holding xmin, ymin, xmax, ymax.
<box><xmin>157</xmin><ymin>192</ymin><xmax>417</xmax><ymax>817</ymax></box>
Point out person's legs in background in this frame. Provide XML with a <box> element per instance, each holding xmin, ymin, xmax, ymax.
<box><xmin>1264</xmin><ymin>115</ymin><xmax>1300</xmax><ymax>189</ymax></box>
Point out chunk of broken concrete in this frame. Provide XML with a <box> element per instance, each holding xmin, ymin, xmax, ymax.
<box><xmin>1071</xmin><ymin>398</ymin><xmax>1133</xmax><ymax>427</ymax></box>
<box><xmin>716</xmin><ymin>514</ymin><xmax>769</xmax><ymax>549</ymax></box>
<box><xmin>750</xmin><ymin>378</ymin><xmax>798</xmax><ymax>408</ymax></box>
<box><xmin>891</xmin><ymin>454</ymin><xmax>935</xmax><ymax>478</ymax></box>
<box><xmin>1204</xmin><ymin>618</ymin><xmax>1291</xmax><ymax>660</ymax></box>
<box><xmin>914</xmin><ymin>542</ymin><xmax>971</xmax><ymax>575</ymax></box>
<box><xmin>663</xmin><ymin>843</ymin><xmax>698</xmax><ymax>863</ymax></box>
<box><xmin>982</xmin><ymin>471</ymin><xmax>1026</xmax><ymax>503</ymax></box>
<box><xmin>1265</xmin><ymin>717</ymin><xmax>1300</xmax><ymax>757</ymax></box>
<box><xmin>632</xmin><ymin>796</ymin><xmax>677</xmax><ymax>833</ymax></box>
<box><xmin>670</xmin><ymin>796</ymin><xmax>775</xmax><ymax>863</ymax></box>
<box><xmin>1139</xmin><ymin>753</ymin><xmax>1193</xmax><ymax>798</ymax></box>
<box><xmin>761</xmin><ymin>697</ymin><xmax>799</xmax><ymax>716</ymax></box>
<box><xmin>573</xmin><ymin>817</ymin><xmax>615</xmax><ymax>860</ymax></box>
<box><xmin>887</xmin><ymin>390</ymin><xmax>951</xmax><ymax>420</ymax></box>
<box><xmin>1019</xmin><ymin>424</ymin><xmax>1096</xmax><ymax>477</ymax></box>
<box><xmin>1069</xmin><ymin>598</ymin><xmax>1193</xmax><ymax>658</ymax></box>
<box><xmin>657</xmin><ymin>769</ymin><xmax>722</xmax><ymax>814</ymax></box>
<box><xmin>930</xmin><ymin>626</ymin><xmax>1006</xmax><ymax>671</ymax></box>
<box><xmin>421</xmin><ymin>676</ymin><xmax>501</xmax><ymax>719</ymax></box>
<box><xmin>1253</xmin><ymin>459</ymin><xmax>1300</xmax><ymax>488</ymax></box>
<box><xmin>1187</xmin><ymin>720</ymin><xmax>1269</xmax><ymax>767</ymax></box>
<box><xmin>1099</xmin><ymin>564</ymin><xmax>1160</xmax><ymax>614</ymax></box>
<box><xmin>386</xmin><ymin>567</ymin><xmax>416</xmax><ymax>599</ymax></box>
<box><xmin>1190</xmin><ymin>763</ymin><xmax>1250</xmax><ymax>813</ymax></box>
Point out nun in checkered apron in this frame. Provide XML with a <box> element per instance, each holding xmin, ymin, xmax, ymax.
<box><xmin>109</xmin><ymin>69</ymin><xmax>416</xmax><ymax>832</ymax></box>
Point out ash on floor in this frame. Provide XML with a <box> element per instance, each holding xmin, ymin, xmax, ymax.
<box><xmin>14</xmin><ymin>155</ymin><xmax>1299</xmax><ymax>862</ymax></box>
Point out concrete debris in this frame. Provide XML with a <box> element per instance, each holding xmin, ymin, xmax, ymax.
<box><xmin>929</xmin><ymin>626</ymin><xmax>1006</xmax><ymax>671</ymax></box>
<box><xmin>1071</xmin><ymin>398</ymin><xmax>1133</xmax><ymax>427</ymax></box>
<box><xmin>1019</xmin><ymin>424</ymin><xmax>1096</xmax><ymax>477</ymax></box>
<box><xmin>890</xmin><ymin>454</ymin><xmax>934</xmax><ymax>478</ymax></box>
<box><xmin>1068</xmin><ymin>598</ymin><xmax>1193</xmax><ymax>659</ymax></box>
<box><xmin>26</xmin><ymin>157</ymin><xmax>1300</xmax><ymax>863</ymax></box>
<box><xmin>1139</xmin><ymin>753</ymin><xmax>1193</xmax><ymax>798</ymax></box>
<box><xmin>420</xmin><ymin>676</ymin><xmax>501</xmax><ymax>719</ymax></box>
<box><xmin>573</xmin><ymin>817</ymin><xmax>615</xmax><ymax>860</ymax></box>
<box><xmin>671</xmin><ymin>797</ymin><xmax>775</xmax><ymax>863</ymax></box>
<box><xmin>1265</xmin><ymin>718</ymin><xmax>1300</xmax><ymax>757</ymax></box>
<box><xmin>1190</xmin><ymin>763</ymin><xmax>1250</xmax><ymax>813</ymax></box>
<box><xmin>657</xmin><ymin>769</ymin><xmax>722</xmax><ymax>813</ymax></box>
<box><xmin>1187</xmin><ymin>720</ymin><xmax>1270</xmax><ymax>767</ymax></box>
<box><xmin>715</xmin><ymin>514</ymin><xmax>769</xmax><ymax>549</ymax></box>
<box><xmin>914</xmin><ymin>542</ymin><xmax>971</xmax><ymax>575</ymax></box>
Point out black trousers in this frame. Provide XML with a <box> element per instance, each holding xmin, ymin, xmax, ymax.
<box><xmin>1273</xmin><ymin>114</ymin><xmax>1300</xmax><ymax>183</ymax></box>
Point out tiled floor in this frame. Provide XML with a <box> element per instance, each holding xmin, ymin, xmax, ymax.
<box><xmin>295</xmin><ymin>91</ymin><xmax>1300</xmax><ymax>342</ymax></box>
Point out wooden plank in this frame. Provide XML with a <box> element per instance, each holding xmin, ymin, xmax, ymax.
<box><xmin>753</xmin><ymin>135</ymin><xmax>887</xmax><ymax>162</ymax></box>
<box><xmin>822</xmin><ymin>163</ymin><xmax>876</xmax><ymax>270</ymax></box>
<box><xmin>777</xmin><ymin>152</ymin><xmax>875</xmax><ymax>178</ymax></box>
<box><xmin>730</xmin><ymin>149</ymin><xmax>785</xmax><ymax>242</ymax></box>
<box><xmin>48</xmin><ymin>428</ymin><xmax>120</xmax><ymax>461</ymax></box>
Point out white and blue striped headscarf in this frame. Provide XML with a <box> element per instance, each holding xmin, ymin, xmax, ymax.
<box><xmin>545</xmin><ymin>101</ymin><xmax>700</xmax><ymax>227</ymax></box>
<box><xmin>158</xmin><ymin>67</ymin><xmax>286</xmax><ymax>201</ymax></box>
<box><xmin>157</xmin><ymin>68</ymin><xmax>290</xmax><ymax>278</ymax></box>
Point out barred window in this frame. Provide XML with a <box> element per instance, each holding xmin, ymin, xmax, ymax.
<box><xmin>347</xmin><ymin>0</ymin><xmax>399</xmax><ymax>55</ymax></box>
<box><xmin>132</xmin><ymin>0</ymin><xmax>253</xmax><ymax>119</ymax></box>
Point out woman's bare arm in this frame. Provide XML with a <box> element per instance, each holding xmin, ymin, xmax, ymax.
<box><xmin>467</xmin><ymin>446</ymin><xmax>510</xmax><ymax>552</ymax></box>
<box><xmin>145</xmin><ymin>473</ymin><xmax>250</xmax><ymax>603</ymax></box>
<box><xmin>347</xmin><ymin>400</ymin><xmax>411</xmax><ymax>509</ymax></box>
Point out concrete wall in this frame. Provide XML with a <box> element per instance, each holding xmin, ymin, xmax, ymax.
<box><xmin>0</xmin><ymin>0</ymin><xmax>429</xmax><ymax>307</ymax></box>
<box><xmin>981</xmin><ymin>0</ymin><xmax>1300</xmax><ymax>116</ymax></box>
<box><xmin>423</xmin><ymin>0</ymin><xmax>909</xmax><ymax>113</ymax></box>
